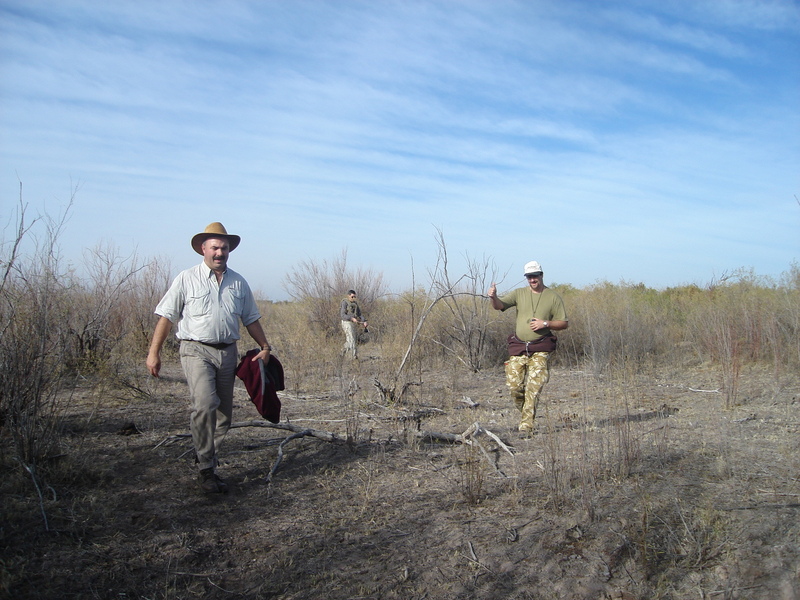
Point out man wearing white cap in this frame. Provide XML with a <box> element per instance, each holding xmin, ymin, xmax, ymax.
<box><xmin>146</xmin><ymin>222</ymin><xmax>272</xmax><ymax>493</ymax></box>
<box><xmin>488</xmin><ymin>261</ymin><xmax>568</xmax><ymax>434</ymax></box>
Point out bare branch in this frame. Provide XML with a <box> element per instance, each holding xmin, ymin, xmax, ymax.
<box><xmin>265</xmin><ymin>429</ymin><xmax>313</xmax><ymax>483</ymax></box>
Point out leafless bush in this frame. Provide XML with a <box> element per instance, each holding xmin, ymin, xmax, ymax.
<box><xmin>777</xmin><ymin>262</ymin><xmax>800</xmax><ymax>367</ymax></box>
<box><xmin>567</xmin><ymin>282</ymin><xmax>667</xmax><ymax>375</ymax></box>
<box><xmin>0</xmin><ymin>192</ymin><xmax>75</xmax><ymax>474</ymax></box>
<box><xmin>111</xmin><ymin>252</ymin><xmax>173</xmax><ymax>363</ymax></box>
<box><xmin>423</xmin><ymin>231</ymin><xmax>507</xmax><ymax>372</ymax></box>
<box><xmin>681</xmin><ymin>268</ymin><xmax>799</xmax><ymax>408</ymax></box>
<box><xmin>282</xmin><ymin>247</ymin><xmax>387</xmax><ymax>339</ymax></box>
<box><xmin>94</xmin><ymin>253</ymin><xmax>174</xmax><ymax>401</ymax></box>
<box><xmin>457</xmin><ymin>442</ymin><xmax>485</xmax><ymax>506</ymax></box>
<box><xmin>639</xmin><ymin>496</ymin><xmax>731</xmax><ymax>578</ymax></box>
<box><xmin>64</xmin><ymin>242</ymin><xmax>156</xmax><ymax>371</ymax></box>
<box><xmin>0</xmin><ymin>188</ymin><xmax>169</xmax><ymax>490</ymax></box>
<box><xmin>373</xmin><ymin>231</ymin><xmax>477</xmax><ymax>403</ymax></box>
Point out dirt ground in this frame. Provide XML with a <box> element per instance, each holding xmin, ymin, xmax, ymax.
<box><xmin>2</xmin><ymin>346</ymin><xmax>799</xmax><ymax>600</ymax></box>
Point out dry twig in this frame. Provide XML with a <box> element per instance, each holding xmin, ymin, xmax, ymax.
<box><xmin>266</xmin><ymin>430</ymin><xmax>313</xmax><ymax>484</ymax></box>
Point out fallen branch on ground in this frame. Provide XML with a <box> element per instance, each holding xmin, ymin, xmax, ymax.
<box><xmin>266</xmin><ymin>430</ymin><xmax>313</xmax><ymax>484</ymax></box>
<box><xmin>356</xmin><ymin>407</ymin><xmax>446</xmax><ymax>424</ymax></box>
<box><xmin>156</xmin><ymin>420</ymin><xmax>347</xmax><ymax>446</ymax></box>
<box><xmin>457</xmin><ymin>395</ymin><xmax>479</xmax><ymax>408</ymax></box>
<box><xmin>417</xmin><ymin>422</ymin><xmax>512</xmax><ymax>451</ymax></box>
<box><xmin>154</xmin><ymin>419</ymin><xmax>513</xmax><ymax>483</ymax></box>
<box><xmin>418</xmin><ymin>421</ymin><xmax>515</xmax><ymax>477</ymax></box>
<box><xmin>229</xmin><ymin>419</ymin><xmax>348</xmax><ymax>443</ymax></box>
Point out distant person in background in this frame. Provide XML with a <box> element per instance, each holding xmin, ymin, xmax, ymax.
<box><xmin>340</xmin><ymin>289</ymin><xmax>367</xmax><ymax>359</ymax></box>
<box><xmin>488</xmin><ymin>261</ymin><xmax>568</xmax><ymax>434</ymax></box>
<box><xmin>146</xmin><ymin>222</ymin><xmax>272</xmax><ymax>493</ymax></box>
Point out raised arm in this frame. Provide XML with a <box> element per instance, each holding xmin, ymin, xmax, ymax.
<box><xmin>487</xmin><ymin>282</ymin><xmax>505</xmax><ymax>311</ymax></box>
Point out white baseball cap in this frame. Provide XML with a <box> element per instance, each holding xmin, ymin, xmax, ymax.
<box><xmin>523</xmin><ymin>261</ymin><xmax>543</xmax><ymax>275</ymax></box>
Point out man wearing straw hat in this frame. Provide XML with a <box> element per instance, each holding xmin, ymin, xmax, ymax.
<box><xmin>488</xmin><ymin>261</ymin><xmax>568</xmax><ymax>435</ymax></box>
<box><xmin>147</xmin><ymin>222</ymin><xmax>272</xmax><ymax>493</ymax></box>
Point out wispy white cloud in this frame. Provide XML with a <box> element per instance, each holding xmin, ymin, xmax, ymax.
<box><xmin>684</xmin><ymin>0</ymin><xmax>800</xmax><ymax>31</ymax></box>
<box><xmin>1</xmin><ymin>0</ymin><xmax>797</xmax><ymax>298</ymax></box>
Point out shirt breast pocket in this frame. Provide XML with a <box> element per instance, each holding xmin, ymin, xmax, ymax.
<box><xmin>225</xmin><ymin>286</ymin><xmax>245</xmax><ymax>316</ymax></box>
<box><xmin>186</xmin><ymin>291</ymin><xmax>211</xmax><ymax>318</ymax></box>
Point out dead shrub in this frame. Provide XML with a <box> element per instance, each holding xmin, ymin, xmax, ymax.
<box><xmin>1</xmin><ymin>195</ymin><xmax>75</xmax><ymax>478</ymax></box>
<box><xmin>282</xmin><ymin>247</ymin><xmax>387</xmax><ymax>339</ymax></box>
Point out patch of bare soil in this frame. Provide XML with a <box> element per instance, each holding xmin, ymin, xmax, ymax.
<box><xmin>2</xmin><ymin>350</ymin><xmax>799</xmax><ymax>600</ymax></box>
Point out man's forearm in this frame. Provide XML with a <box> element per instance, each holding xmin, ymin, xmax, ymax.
<box><xmin>245</xmin><ymin>320</ymin><xmax>270</xmax><ymax>350</ymax></box>
<box><xmin>149</xmin><ymin>317</ymin><xmax>173</xmax><ymax>354</ymax></box>
<box><xmin>146</xmin><ymin>316</ymin><xmax>173</xmax><ymax>377</ymax></box>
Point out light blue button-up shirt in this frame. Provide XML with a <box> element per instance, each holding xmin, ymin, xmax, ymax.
<box><xmin>155</xmin><ymin>263</ymin><xmax>261</xmax><ymax>344</ymax></box>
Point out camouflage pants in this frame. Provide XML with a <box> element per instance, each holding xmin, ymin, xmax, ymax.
<box><xmin>505</xmin><ymin>352</ymin><xmax>550</xmax><ymax>430</ymax></box>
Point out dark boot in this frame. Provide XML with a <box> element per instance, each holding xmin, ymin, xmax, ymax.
<box><xmin>198</xmin><ymin>468</ymin><xmax>229</xmax><ymax>494</ymax></box>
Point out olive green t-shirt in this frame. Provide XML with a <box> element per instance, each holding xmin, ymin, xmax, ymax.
<box><xmin>498</xmin><ymin>287</ymin><xmax>568</xmax><ymax>342</ymax></box>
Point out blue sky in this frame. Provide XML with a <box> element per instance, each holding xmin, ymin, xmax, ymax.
<box><xmin>1</xmin><ymin>0</ymin><xmax>798</xmax><ymax>299</ymax></box>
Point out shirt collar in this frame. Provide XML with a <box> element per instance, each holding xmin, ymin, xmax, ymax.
<box><xmin>200</xmin><ymin>262</ymin><xmax>226</xmax><ymax>279</ymax></box>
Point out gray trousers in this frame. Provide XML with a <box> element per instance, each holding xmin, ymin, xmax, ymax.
<box><xmin>341</xmin><ymin>320</ymin><xmax>358</xmax><ymax>358</ymax></box>
<box><xmin>180</xmin><ymin>341</ymin><xmax>238</xmax><ymax>471</ymax></box>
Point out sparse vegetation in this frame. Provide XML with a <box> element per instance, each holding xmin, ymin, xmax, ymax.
<box><xmin>1</xmin><ymin>208</ymin><xmax>798</xmax><ymax>599</ymax></box>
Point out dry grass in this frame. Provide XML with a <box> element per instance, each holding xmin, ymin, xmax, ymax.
<box><xmin>2</xmin><ymin>349</ymin><xmax>798</xmax><ymax>600</ymax></box>
<box><xmin>2</xmin><ymin>210</ymin><xmax>798</xmax><ymax>598</ymax></box>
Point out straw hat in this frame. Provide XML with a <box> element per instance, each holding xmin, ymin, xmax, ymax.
<box><xmin>191</xmin><ymin>222</ymin><xmax>241</xmax><ymax>255</ymax></box>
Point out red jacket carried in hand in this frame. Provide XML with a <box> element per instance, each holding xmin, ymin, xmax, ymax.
<box><xmin>235</xmin><ymin>350</ymin><xmax>284</xmax><ymax>423</ymax></box>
